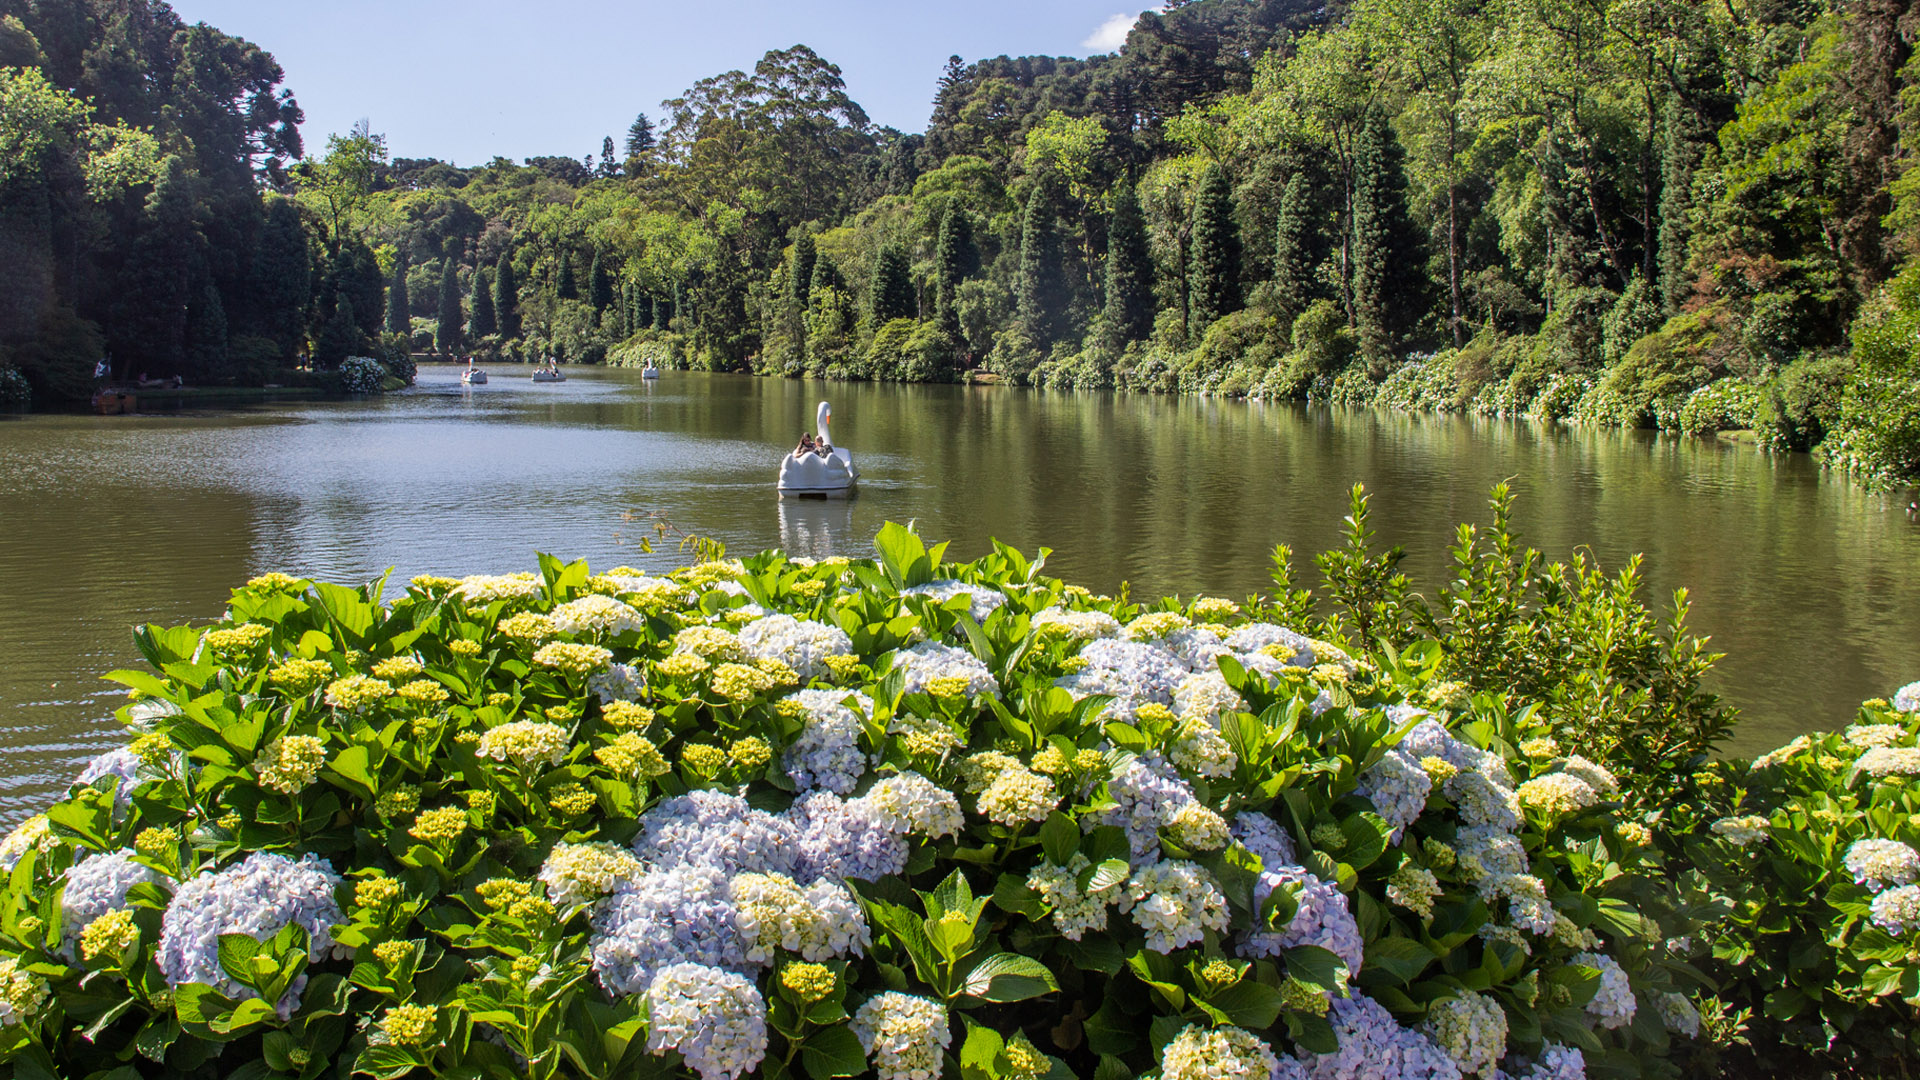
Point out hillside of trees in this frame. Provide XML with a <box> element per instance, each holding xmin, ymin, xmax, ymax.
<box><xmin>3</xmin><ymin>0</ymin><xmax>1918</xmax><ymax>484</ymax></box>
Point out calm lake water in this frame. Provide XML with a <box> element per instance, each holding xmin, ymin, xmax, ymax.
<box><xmin>2</xmin><ymin>365</ymin><xmax>1916</xmax><ymax>812</ymax></box>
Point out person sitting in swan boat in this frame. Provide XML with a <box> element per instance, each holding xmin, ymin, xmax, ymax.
<box><xmin>794</xmin><ymin>433</ymin><xmax>817</xmax><ymax>458</ymax></box>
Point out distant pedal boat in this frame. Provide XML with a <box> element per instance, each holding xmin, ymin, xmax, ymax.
<box><xmin>461</xmin><ymin>367</ymin><xmax>488</xmax><ymax>385</ymax></box>
<box><xmin>641</xmin><ymin>365</ymin><xmax>661</xmax><ymax>379</ymax></box>
<box><xmin>531</xmin><ymin>369</ymin><xmax>564</xmax><ymax>383</ymax></box>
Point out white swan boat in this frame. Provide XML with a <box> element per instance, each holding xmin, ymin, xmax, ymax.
<box><xmin>460</xmin><ymin>364</ymin><xmax>488</xmax><ymax>385</ymax></box>
<box><xmin>641</xmin><ymin>364</ymin><xmax>661</xmax><ymax>379</ymax></box>
<box><xmin>531</xmin><ymin>366</ymin><xmax>564</xmax><ymax>383</ymax></box>
<box><xmin>778</xmin><ymin>401</ymin><xmax>857</xmax><ymax>499</ymax></box>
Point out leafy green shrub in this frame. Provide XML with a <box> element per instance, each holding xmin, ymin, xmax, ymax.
<box><xmin>1761</xmin><ymin>354</ymin><xmax>1851</xmax><ymax>452</ymax></box>
<box><xmin>0</xmin><ymin>361</ymin><xmax>28</xmax><ymax>409</ymax></box>
<box><xmin>1574</xmin><ymin>306</ymin><xmax>1733</xmax><ymax>429</ymax></box>
<box><xmin>1673</xmin><ymin>381</ymin><xmax>1770</xmax><ymax>437</ymax></box>
<box><xmin>339</xmin><ymin>356</ymin><xmax>387</xmax><ymax>394</ymax></box>
<box><xmin>0</xmin><ymin>517</ymin><xmax>1710</xmax><ymax>1080</ymax></box>
<box><xmin>1526</xmin><ymin>375</ymin><xmax>1592</xmax><ymax>424</ymax></box>
<box><xmin>1823</xmin><ymin>266</ymin><xmax>1920</xmax><ymax>486</ymax></box>
<box><xmin>9</xmin><ymin>307</ymin><xmax>103</xmax><ymax>401</ymax></box>
<box><xmin>1672</xmin><ymin>687</ymin><xmax>1920</xmax><ymax>1077</ymax></box>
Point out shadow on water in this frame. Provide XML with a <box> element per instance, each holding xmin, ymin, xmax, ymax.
<box><xmin>1</xmin><ymin>366</ymin><xmax>1917</xmax><ymax>807</ymax></box>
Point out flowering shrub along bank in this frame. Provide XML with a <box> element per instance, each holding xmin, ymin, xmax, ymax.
<box><xmin>0</xmin><ymin>519</ymin><xmax>1808</xmax><ymax>1080</ymax></box>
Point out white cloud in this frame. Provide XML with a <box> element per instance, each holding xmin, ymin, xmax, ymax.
<box><xmin>1082</xmin><ymin>13</ymin><xmax>1135</xmax><ymax>53</ymax></box>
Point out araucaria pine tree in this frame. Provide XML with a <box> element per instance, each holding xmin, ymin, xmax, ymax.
<box><xmin>385</xmin><ymin>249</ymin><xmax>410</xmax><ymax>337</ymax></box>
<box><xmin>1187</xmin><ymin>162</ymin><xmax>1241</xmax><ymax>336</ymax></box>
<box><xmin>868</xmin><ymin>243</ymin><xmax>915</xmax><ymax>324</ymax></box>
<box><xmin>1272</xmin><ymin>171</ymin><xmax>1321</xmax><ymax>328</ymax></box>
<box><xmin>1350</xmin><ymin>112</ymin><xmax>1425</xmax><ymax>371</ymax></box>
<box><xmin>493</xmin><ymin>254</ymin><xmax>520</xmax><ymax>339</ymax></box>
<box><xmin>1103</xmin><ymin>181</ymin><xmax>1153</xmax><ymax>348</ymax></box>
<box><xmin>934</xmin><ymin>203</ymin><xmax>979</xmax><ymax>334</ymax></box>
<box><xmin>588</xmin><ymin>252</ymin><xmax>613</xmax><ymax>311</ymax></box>
<box><xmin>1659</xmin><ymin>96</ymin><xmax>1700</xmax><ymax>316</ymax></box>
<box><xmin>555</xmin><ymin>250</ymin><xmax>577</xmax><ymax>301</ymax></box>
<box><xmin>1017</xmin><ymin>182</ymin><xmax>1068</xmax><ymax>344</ymax></box>
<box><xmin>469</xmin><ymin>268</ymin><xmax>496</xmax><ymax>339</ymax></box>
<box><xmin>436</xmin><ymin>261</ymin><xmax>463</xmax><ymax>354</ymax></box>
<box><xmin>789</xmin><ymin>234</ymin><xmax>817</xmax><ymax>314</ymax></box>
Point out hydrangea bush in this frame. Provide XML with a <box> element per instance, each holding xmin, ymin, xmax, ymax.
<box><xmin>0</xmin><ymin>520</ymin><xmax>1727</xmax><ymax>1080</ymax></box>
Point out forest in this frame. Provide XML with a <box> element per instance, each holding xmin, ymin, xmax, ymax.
<box><xmin>2</xmin><ymin>0</ymin><xmax>1918</xmax><ymax>485</ymax></box>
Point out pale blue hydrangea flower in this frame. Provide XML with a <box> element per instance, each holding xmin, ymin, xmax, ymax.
<box><xmin>644</xmin><ymin>962</ymin><xmax>768</xmax><ymax>1080</ymax></box>
<box><xmin>893</xmin><ymin>641</ymin><xmax>1000</xmax><ymax>698</ymax></box>
<box><xmin>1355</xmin><ymin>749</ymin><xmax>1431</xmax><ymax>840</ymax></box>
<box><xmin>739</xmin><ymin>615</ymin><xmax>853</xmax><ymax>682</ymax></box>
<box><xmin>782</xmin><ymin>689</ymin><xmax>873</xmax><ymax>795</ymax></box>
<box><xmin>1232</xmin><ymin>810</ymin><xmax>1297</xmax><ymax>868</ymax></box>
<box><xmin>1241</xmin><ymin>864</ymin><xmax>1364</xmax><ymax>975</ymax></box>
<box><xmin>1056</xmin><ymin>640</ymin><xmax>1189</xmax><ymax>720</ymax></box>
<box><xmin>1093</xmin><ymin>753</ymin><xmax>1202</xmax><ymax>861</ymax></box>
<box><xmin>60</xmin><ymin>850</ymin><xmax>170</xmax><ymax>957</ymax></box>
<box><xmin>632</xmin><ymin>791</ymin><xmax>798</xmax><ymax>877</ymax></box>
<box><xmin>589</xmin><ymin>864</ymin><xmax>749</xmax><ymax>997</ymax></box>
<box><xmin>1570</xmin><ymin>951</ymin><xmax>1636</xmax><ymax>1029</ymax></box>
<box><xmin>1297</xmin><ymin>993</ymin><xmax>1463</xmax><ymax>1080</ymax></box>
<box><xmin>1509</xmin><ymin>1043</ymin><xmax>1586</xmax><ymax>1080</ymax></box>
<box><xmin>788</xmin><ymin>791</ymin><xmax>909</xmax><ymax>883</ymax></box>
<box><xmin>588</xmin><ymin>662</ymin><xmax>646</xmax><ymax>704</ymax></box>
<box><xmin>73</xmin><ymin>748</ymin><xmax>142</xmax><ymax>815</ymax></box>
<box><xmin>1223</xmin><ymin>623</ymin><xmax>1318</xmax><ymax>668</ymax></box>
<box><xmin>157</xmin><ymin>852</ymin><xmax>344</xmax><ymax>1019</ymax></box>
<box><xmin>1159</xmin><ymin>627</ymin><xmax>1231</xmax><ymax>671</ymax></box>
<box><xmin>1893</xmin><ymin>680</ymin><xmax>1920</xmax><ymax>713</ymax></box>
<box><xmin>899</xmin><ymin>580</ymin><xmax>1007</xmax><ymax>622</ymax></box>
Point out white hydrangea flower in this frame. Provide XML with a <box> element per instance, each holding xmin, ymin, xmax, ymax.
<box><xmin>1751</xmin><ymin>736</ymin><xmax>1813</xmax><ymax>771</ymax></box>
<box><xmin>538</xmin><ymin>842</ymin><xmax>642</xmax><ymax>909</ymax></box>
<box><xmin>1425</xmin><ymin>991</ymin><xmax>1507</xmax><ymax>1077</ymax></box>
<box><xmin>1893</xmin><ymin>680</ymin><xmax>1920</xmax><ymax>713</ymax></box>
<box><xmin>1655</xmin><ymin>992</ymin><xmax>1700</xmax><ymax>1038</ymax></box>
<box><xmin>893</xmin><ymin>641</ymin><xmax>999</xmax><ymax>698</ymax></box>
<box><xmin>645</xmin><ymin>963</ymin><xmax>768</xmax><ymax>1080</ymax></box>
<box><xmin>1871</xmin><ymin>884</ymin><xmax>1920</xmax><ymax>934</ymax></box>
<box><xmin>1032</xmin><ymin>606</ymin><xmax>1121</xmax><ymax>643</ymax></box>
<box><xmin>1516</xmin><ymin>773</ymin><xmax>1599</xmax><ymax>816</ymax></box>
<box><xmin>588</xmin><ymin>662</ymin><xmax>646</xmax><ymax>704</ymax></box>
<box><xmin>1845</xmin><ymin>724</ymin><xmax>1906</xmax><ymax>749</ymax></box>
<box><xmin>1223</xmin><ymin>623</ymin><xmax>1317</xmax><ymax>667</ymax></box>
<box><xmin>977</xmin><ymin>766</ymin><xmax>1059</xmax><ymax>825</ymax></box>
<box><xmin>1121</xmin><ymin>860</ymin><xmax>1229</xmax><ymax>952</ymax></box>
<box><xmin>1559</xmin><ymin>756</ymin><xmax>1618</xmax><ymax>794</ymax></box>
<box><xmin>739</xmin><ymin>614</ymin><xmax>854</xmax><ymax>681</ymax></box>
<box><xmin>899</xmin><ymin>580</ymin><xmax>1007</xmax><ymax>622</ymax></box>
<box><xmin>729</xmin><ymin>872</ymin><xmax>870</xmax><ymax>962</ymax></box>
<box><xmin>1387</xmin><ymin>866</ymin><xmax>1441</xmax><ymax>919</ymax></box>
<box><xmin>1844</xmin><ymin>838</ymin><xmax>1920</xmax><ymax>891</ymax></box>
<box><xmin>1162</xmin><ymin>1023</ymin><xmax>1285</xmax><ymax>1080</ymax></box>
<box><xmin>1170</xmin><ymin>719</ymin><xmax>1238</xmax><ymax>778</ymax></box>
<box><xmin>1445</xmin><ymin>769</ymin><xmax>1522</xmax><ymax>833</ymax></box>
<box><xmin>782</xmin><ymin>689</ymin><xmax>874</xmax><ymax>794</ymax></box>
<box><xmin>157</xmin><ymin>853</ymin><xmax>344</xmax><ymax>1018</ymax></box>
<box><xmin>853</xmin><ymin>992</ymin><xmax>951</xmax><ymax>1080</ymax></box>
<box><xmin>453</xmin><ymin>573</ymin><xmax>542</xmax><ymax>605</ymax></box>
<box><xmin>550</xmin><ymin>595</ymin><xmax>644</xmax><ymax>638</ymax></box>
<box><xmin>862</xmin><ymin>772</ymin><xmax>964</xmax><ymax>839</ymax></box>
<box><xmin>1571</xmin><ymin>952</ymin><xmax>1636</xmax><ymax>1029</ymax></box>
<box><xmin>673</xmin><ymin>626</ymin><xmax>749</xmax><ymax>664</ymax></box>
<box><xmin>1027</xmin><ymin>853</ymin><xmax>1123</xmax><ymax>940</ymax></box>
<box><xmin>1167</xmin><ymin>803</ymin><xmax>1230</xmax><ymax>850</ymax></box>
<box><xmin>1709</xmin><ymin>815</ymin><xmax>1769</xmax><ymax>846</ymax></box>
<box><xmin>1173</xmin><ymin>670</ymin><xmax>1246</xmax><ymax>722</ymax></box>
<box><xmin>0</xmin><ymin>815</ymin><xmax>56</xmax><ymax>872</ymax></box>
<box><xmin>476</xmin><ymin>721</ymin><xmax>569</xmax><ymax>768</ymax></box>
<box><xmin>1857</xmin><ymin>747</ymin><xmax>1920</xmax><ymax>777</ymax></box>
<box><xmin>1456</xmin><ymin>827</ymin><xmax>1528</xmax><ymax>890</ymax></box>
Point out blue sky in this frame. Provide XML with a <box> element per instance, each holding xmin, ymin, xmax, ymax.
<box><xmin>168</xmin><ymin>1</ymin><xmax>1149</xmax><ymax>166</ymax></box>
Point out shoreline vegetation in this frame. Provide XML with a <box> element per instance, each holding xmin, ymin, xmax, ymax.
<box><xmin>1</xmin><ymin>497</ymin><xmax>1917</xmax><ymax>1080</ymax></box>
<box><xmin>4</xmin><ymin>2</ymin><xmax>1919</xmax><ymax>486</ymax></box>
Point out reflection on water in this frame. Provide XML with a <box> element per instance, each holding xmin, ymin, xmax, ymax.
<box><xmin>1</xmin><ymin>366</ymin><xmax>1917</xmax><ymax>809</ymax></box>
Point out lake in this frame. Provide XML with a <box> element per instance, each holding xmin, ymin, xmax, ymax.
<box><xmin>1</xmin><ymin>364</ymin><xmax>1915</xmax><ymax>813</ymax></box>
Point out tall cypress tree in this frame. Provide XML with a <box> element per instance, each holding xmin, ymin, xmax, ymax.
<box><xmin>343</xmin><ymin>239</ymin><xmax>386</xmax><ymax>340</ymax></box>
<box><xmin>653</xmin><ymin>290</ymin><xmax>669</xmax><ymax>330</ymax></box>
<box><xmin>470</xmin><ymin>267</ymin><xmax>496</xmax><ymax>338</ymax></box>
<box><xmin>385</xmin><ymin>249</ymin><xmax>410</xmax><ymax>336</ymax></box>
<box><xmin>789</xmin><ymin>235</ymin><xmax>817</xmax><ymax>313</ymax></box>
<box><xmin>436</xmin><ymin>261</ymin><xmax>463</xmax><ymax>354</ymax></box>
<box><xmin>1350</xmin><ymin>112</ymin><xmax>1425</xmax><ymax>369</ymax></box>
<box><xmin>588</xmin><ymin>251</ymin><xmax>613</xmax><ymax>310</ymax></box>
<box><xmin>1658</xmin><ymin>97</ymin><xmax>1699</xmax><ymax>316</ymax></box>
<box><xmin>1187</xmin><ymin>162</ymin><xmax>1242</xmax><ymax>335</ymax></box>
<box><xmin>634</xmin><ymin>289</ymin><xmax>653</xmax><ymax>334</ymax></box>
<box><xmin>494</xmin><ymin>254</ymin><xmax>520</xmax><ymax>338</ymax></box>
<box><xmin>1016</xmin><ymin>183</ymin><xmax>1067</xmax><ymax>344</ymax></box>
<box><xmin>868</xmin><ymin>243</ymin><xmax>915</xmax><ymax>324</ymax></box>
<box><xmin>935</xmin><ymin>204</ymin><xmax>979</xmax><ymax>332</ymax></box>
<box><xmin>253</xmin><ymin>197</ymin><xmax>309</xmax><ymax>356</ymax></box>
<box><xmin>556</xmin><ymin>250</ymin><xmax>577</xmax><ymax>301</ymax></box>
<box><xmin>316</xmin><ymin>291</ymin><xmax>360</xmax><ymax>366</ymax></box>
<box><xmin>1103</xmin><ymin>182</ymin><xmax>1153</xmax><ymax>347</ymax></box>
<box><xmin>1272</xmin><ymin>171</ymin><xmax>1322</xmax><ymax>328</ymax></box>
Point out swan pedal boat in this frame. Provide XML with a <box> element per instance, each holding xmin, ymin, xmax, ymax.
<box><xmin>461</xmin><ymin>368</ymin><xmax>488</xmax><ymax>385</ymax></box>
<box><xmin>641</xmin><ymin>365</ymin><xmax>661</xmax><ymax>379</ymax></box>
<box><xmin>531</xmin><ymin>369</ymin><xmax>565</xmax><ymax>383</ymax></box>
<box><xmin>778</xmin><ymin>401</ymin><xmax>857</xmax><ymax>498</ymax></box>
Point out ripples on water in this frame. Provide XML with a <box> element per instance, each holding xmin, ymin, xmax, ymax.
<box><xmin>1</xmin><ymin>367</ymin><xmax>1916</xmax><ymax>811</ymax></box>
